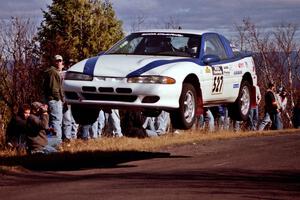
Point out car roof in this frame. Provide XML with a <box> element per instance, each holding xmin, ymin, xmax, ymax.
<box><xmin>133</xmin><ymin>29</ymin><xmax>216</xmax><ymax>36</ymax></box>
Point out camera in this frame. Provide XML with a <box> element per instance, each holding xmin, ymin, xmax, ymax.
<box><xmin>38</xmin><ymin>104</ymin><xmax>48</xmax><ymax>114</ymax></box>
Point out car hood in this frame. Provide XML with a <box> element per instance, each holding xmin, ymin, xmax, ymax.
<box><xmin>68</xmin><ymin>54</ymin><xmax>199</xmax><ymax>77</ymax></box>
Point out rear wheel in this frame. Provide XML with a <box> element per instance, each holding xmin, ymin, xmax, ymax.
<box><xmin>171</xmin><ymin>83</ymin><xmax>197</xmax><ymax>129</ymax></box>
<box><xmin>229</xmin><ymin>80</ymin><xmax>251</xmax><ymax>121</ymax></box>
<box><xmin>71</xmin><ymin>105</ymin><xmax>100</xmax><ymax>125</ymax></box>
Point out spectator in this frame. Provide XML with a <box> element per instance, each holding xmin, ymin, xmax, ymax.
<box><xmin>198</xmin><ymin>108</ymin><xmax>215</xmax><ymax>132</ymax></box>
<box><xmin>232</xmin><ymin>120</ymin><xmax>241</xmax><ymax>132</ymax></box>
<box><xmin>258</xmin><ymin>82</ymin><xmax>282</xmax><ymax>130</ymax></box>
<box><xmin>249</xmin><ymin>85</ymin><xmax>262</xmax><ymax>131</ymax></box>
<box><xmin>60</xmin><ymin>60</ymin><xmax>76</xmax><ymax>143</ymax></box>
<box><xmin>6</xmin><ymin>104</ymin><xmax>31</xmax><ymax>149</ymax></box>
<box><xmin>26</xmin><ymin>102</ymin><xmax>58</xmax><ymax>154</ymax></box>
<box><xmin>43</xmin><ymin>55</ymin><xmax>65</xmax><ymax>143</ymax></box>
<box><xmin>292</xmin><ymin>97</ymin><xmax>300</xmax><ymax>128</ymax></box>
<box><xmin>92</xmin><ymin>110</ymin><xmax>106</xmax><ymax>138</ymax></box>
<box><xmin>216</xmin><ymin>105</ymin><xmax>230</xmax><ymax>131</ymax></box>
<box><xmin>78</xmin><ymin>123</ymin><xmax>97</xmax><ymax>140</ymax></box>
<box><xmin>104</xmin><ymin>109</ymin><xmax>123</xmax><ymax>137</ymax></box>
<box><xmin>79</xmin><ymin>109</ymin><xmax>123</xmax><ymax>140</ymax></box>
<box><xmin>143</xmin><ymin>111</ymin><xmax>171</xmax><ymax>137</ymax></box>
<box><xmin>278</xmin><ymin>87</ymin><xmax>288</xmax><ymax>111</ymax></box>
<box><xmin>277</xmin><ymin>87</ymin><xmax>292</xmax><ymax>127</ymax></box>
<box><xmin>121</xmin><ymin>111</ymin><xmax>147</xmax><ymax>138</ymax></box>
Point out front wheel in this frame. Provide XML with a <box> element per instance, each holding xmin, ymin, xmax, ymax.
<box><xmin>229</xmin><ymin>80</ymin><xmax>251</xmax><ymax>121</ymax></box>
<box><xmin>171</xmin><ymin>83</ymin><xmax>197</xmax><ymax>129</ymax></box>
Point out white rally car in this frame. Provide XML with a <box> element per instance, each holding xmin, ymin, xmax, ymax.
<box><xmin>63</xmin><ymin>29</ymin><xmax>257</xmax><ymax>129</ymax></box>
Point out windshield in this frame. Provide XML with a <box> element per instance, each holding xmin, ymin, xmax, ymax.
<box><xmin>106</xmin><ymin>32</ymin><xmax>201</xmax><ymax>58</ymax></box>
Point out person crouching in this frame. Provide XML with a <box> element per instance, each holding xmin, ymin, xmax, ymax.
<box><xmin>26</xmin><ymin>102</ymin><xmax>58</xmax><ymax>154</ymax></box>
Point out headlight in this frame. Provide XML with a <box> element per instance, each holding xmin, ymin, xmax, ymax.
<box><xmin>127</xmin><ymin>76</ymin><xmax>176</xmax><ymax>84</ymax></box>
<box><xmin>64</xmin><ymin>72</ymin><xmax>93</xmax><ymax>81</ymax></box>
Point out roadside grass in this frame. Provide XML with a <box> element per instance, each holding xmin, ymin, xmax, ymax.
<box><xmin>60</xmin><ymin>128</ymin><xmax>300</xmax><ymax>152</ymax></box>
<box><xmin>0</xmin><ymin>129</ymin><xmax>299</xmax><ymax>172</ymax></box>
<box><xmin>1</xmin><ymin>128</ymin><xmax>299</xmax><ymax>155</ymax></box>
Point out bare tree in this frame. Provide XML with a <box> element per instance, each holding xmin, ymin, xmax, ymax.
<box><xmin>235</xmin><ymin>19</ymin><xmax>274</xmax><ymax>85</ymax></box>
<box><xmin>163</xmin><ymin>16</ymin><xmax>181</xmax><ymax>29</ymax></box>
<box><xmin>129</xmin><ymin>15</ymin><xmax>182</xmax><ymax>33</ymax></box>
<box><xmin>234</xmin><ymin>19</ymin><xmax>300</xmax><ymax>127</ymax></box>
<box><xmin>0</xmin><ymin>17</ymin><xmax>41</xmax><ymax>125</ymax></box>
<box><xmin>295</xmin><ymin>50</ymin><xmax>300</xmax><ymax>83</ymax></box>
<box><xmin>273</xmin><ymin>23</ymin><xmax>299</xmax><ymax>106</ymax></box>
<box><xmin>130</xmin><ymin>14</ymin><xmax>146</xmax><ymax>32</ymax></box>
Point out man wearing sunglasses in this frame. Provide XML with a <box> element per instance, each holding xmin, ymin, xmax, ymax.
<box><xmin>43</xmin><ymin>55</ymin><xmax>65</xmax><ymax>143</ymax></box>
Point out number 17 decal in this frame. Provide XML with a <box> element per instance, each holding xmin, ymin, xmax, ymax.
<box><xmin>212</xmin><ymin>75</ymin><xmax>223</xmax><ymax>94</ymax></box>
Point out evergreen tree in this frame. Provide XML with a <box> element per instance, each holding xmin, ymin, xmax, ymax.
<box><xmin>37</xmin><ymin>0</ymin><xmax>124</xmax><ymax>64</ymax></box>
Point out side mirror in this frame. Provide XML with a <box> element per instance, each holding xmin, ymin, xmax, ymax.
<box><xmin>202</xmin><ymin>54</ymin><xmax>220</xmax><ymax>65</ymax></box>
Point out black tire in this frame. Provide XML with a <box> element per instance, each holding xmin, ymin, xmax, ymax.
<box><xmin>171</xmin><ymin>83</ymin><xmax>197</xmax><ymax>129</ymax></box>
<box><xmin>71</xmin><ymin>105</ymin><xmax>100</xmax><ymax>125</ymax></box>
<box><xmin>229</xmin><ymin>80</ymin><xmax>251</xmax><ymax>121</ymax></box>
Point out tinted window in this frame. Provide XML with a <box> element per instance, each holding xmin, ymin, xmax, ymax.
<box><xmin>107</xmin><ymin>33</ymin><xmax>201</xmax><ymax>58</ymax></box>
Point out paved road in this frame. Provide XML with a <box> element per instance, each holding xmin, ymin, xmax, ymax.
<box><xmin>1</xmin><ymin>132</ymin><xmax>300</xmax><ymax>200</ymax></box>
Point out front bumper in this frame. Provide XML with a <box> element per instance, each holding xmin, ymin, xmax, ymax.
<box><xmin>63</xmin><ymin>78</ymin><xmax>181</xmax><ymax>110</ymax></box>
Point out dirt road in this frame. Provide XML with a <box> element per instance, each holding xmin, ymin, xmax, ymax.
<box><xmin>1</xmin><ymin>132</ymin><xmax>300</xmax><ymax>200</ymax></box>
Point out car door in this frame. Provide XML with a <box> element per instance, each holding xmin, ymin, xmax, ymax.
<box><xmin>201</xmin><ymin>33</ymin><xmax>230</xmax><ymax>103</ymax></box>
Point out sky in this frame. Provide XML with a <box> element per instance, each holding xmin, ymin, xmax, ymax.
<box><xmin>0</xmin><ymin>0</ymin><xmax>300</xmax><ymax>39</ymax></box>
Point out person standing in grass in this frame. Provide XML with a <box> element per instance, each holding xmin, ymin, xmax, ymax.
<box><xmin>292</xmin><ymin>97</ymin><xmax>300</xmax><ymax>128</ymax></box>
<box><xmin>259</xmin><ymin>82</ymin><xmax>282</xmax><ymax>130</ymax></box>
<box><xmin>249</xmin><ymin>85</ymin><xmax>261</xmax><ymax>131</ymax></box>
<box><xmin>43</xmin><ymin>55</ymin><xmax>65</xmax><ymax>143</ymax></box>
<box><xmin>143</xmin><ymin>111</ymin><xmax>171</xmax><ymax>137</ymax></box>
<box><xmin>77</xmin><ymin>109</ymin><xmax>123</xmax><ymax>140</ymax></box>
<box><xmin>60</xmin><ymin>58</ymin><xmax>77</xmax><ymax>143</ymax></box>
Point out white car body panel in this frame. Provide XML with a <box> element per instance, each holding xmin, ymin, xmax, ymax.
<box><xmin>63</xmin><ymin>29</ymin><xmax>257</xmax><ymax>112</ymax></box>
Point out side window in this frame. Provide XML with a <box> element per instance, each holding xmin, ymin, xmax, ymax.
<box><xmin>204</xmin><ymin>34</ymin><xmax>227</xmax><ymax>60</ymax></box>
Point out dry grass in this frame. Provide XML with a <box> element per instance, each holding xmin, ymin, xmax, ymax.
<box><xmin>1</xmin><ymin>129</ymin><xmax>299</xmax><ymax>157</ymax></box>
<box><xmin>0</xmin><ymin>129</ymin><xmax>299</xmax><ymax>173</ymax></box>
<box><xmin>60</xmin><ymin>128</ymin><xmax>299</xmax><ymax>152</ymax></box>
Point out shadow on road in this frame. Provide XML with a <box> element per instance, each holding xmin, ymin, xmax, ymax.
<box><xmin>0</xmin><ymin>150</ymin><xmax>175</xmax><ymax>171</ymax></box>
<box><xmin>1</xmin><ymin>167</ymin><xmax>299</xmax><ymax>199</ymax></box>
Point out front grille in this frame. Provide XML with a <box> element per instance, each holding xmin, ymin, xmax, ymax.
<box><xmin>82</xmin><ymin>86</ymin><xmax>96</xmax><ymax>92</ymax></box>
<box><xmin>81</xmin><ymin>93</ymin><xmax>137</xmax><ymax>102</ymax></box>
<box><xmin>98</xmin><ymin>87</ymin><xmax>114</xmax><ymax>93</ymax></box>
<box><xmin>116</xmin><ymin>88</ymin><xmax>132</xmax><ymax>94</ymax></box>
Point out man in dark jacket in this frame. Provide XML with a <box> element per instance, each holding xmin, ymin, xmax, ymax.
<box><xmin>293</xmin><ymin>97</ymin><xmax>300</xmax><ymax>128</ymax></box>
<box><xmin>43</xmin><ymin>55</ymin><xmax>65</xmax><ymax>143</ymax></box>
<box><xmin>6</xmin><ymin>104</ymin><xmax>31</xmax><ymax>149</ymax></box>
<box><xmin>26</xmin><ymin>102</ymin><xmax>58</xmax><ymax>154</ymax></box>
<box><xmin>259</xmin><ymin>82</ymin><xmax>282</xmax><ymax>130</ymax></box>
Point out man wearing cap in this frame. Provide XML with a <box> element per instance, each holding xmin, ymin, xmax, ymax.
<box><xmin>43</xmin><ymin>55</ymin><xmax>65</xmax><ymax>143</ymax></box>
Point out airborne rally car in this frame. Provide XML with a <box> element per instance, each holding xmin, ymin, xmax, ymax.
<box><xmin>63</xmin><ymin>29</ymin><xmax>257</xmax><ymax>129</ymax></box>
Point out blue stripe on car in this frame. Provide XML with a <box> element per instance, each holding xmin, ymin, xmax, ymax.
<box><xmin>126</xmin><ymin>58</ymin><xmax>201</xmax><ymax>77</ymax></box>
<box><xmin>83</xmin><ymin>56</ymin><xmax>99</xmax><ymax>76</ymax></box>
